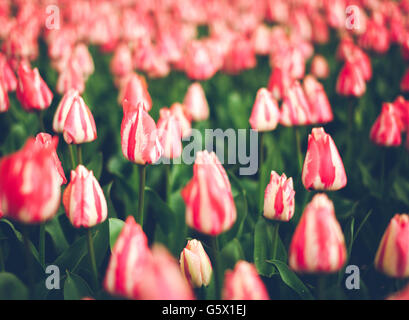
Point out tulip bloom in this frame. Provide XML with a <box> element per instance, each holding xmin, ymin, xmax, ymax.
<box><xmin>0</xmin><ymin>138</ymin><xmax>61</xmax><ymax>223</ymax></box>
<box><xmin>289</xmin><ymin>194</ymin><xmax>347</xmax><ymax>273</ymax></box>
<box><xmin>370</xmin><ymin>103</ymin><xmax>402</xmax><ymax>147</ymax></box>
<box><xmin>336</xmin><ymin>62</ymin><xmax>366</xmax><ymax>97</ymax></box>
<box><xmin>121</xmin><ymin>101</ymin><xmax>163</xmax><ymax>165</ymax></box>
<box><xmin>222</xmin><ymin>261</ymin><xmax>269</xmax><ymax>300</ymax></box>
<box><xmin>120</xmin><ymin>73</ymin><xmax>152</xmax><ymax>111</ymax></box>
<box><xmin>16</xmin><ymin>62</ymin><xmax>53</xmax><ymax>111</ymax></box>
<box><xmin>63</xmin><ymin>165</ymin><xmax>107</xmax><ymax>228</ymax></box>
<box><xmin>267</xmin><ymin>67</ymin><xmax>291</xmax><ymax>101</ymax></box>
<box><xmin>180</xmin><ymin>239</ymin><xmax>212</xmax><ymax>288</ymax></box>
<box><xmin>110</xmin><ymin>43</ymin><xmax>133</xmax><ymax>78</ymax></box>
<box><xmin>181</xmin><ymin>150</ymin><xmax>236</xmax><ymax>235</ymax></box>
<box><xmin>375</xmin><ymin>214</ymin><xmax>409</xmax><ymax>278</ymax></box>
<box><xmin>104</xmin><ymin>216</ymin><xmax>150</xmax><ymax>299</ymax></box>
<box><xmin>310</xmin><ymin>55</ymin><xmax>330</xmax><ymax>79</ymax></box>
<box><xmin>0</xmin><ymin>81</ymin><xmax>9</xmax><ymax>113</ymax></box>
<box><xmin>0</xmin><ymin>53</ymin><xmax>17</xmax><ymax>92</ymax></box>
<box><xmin>263</xmin><ymin>171</ymin><xmax>295</xmax><ymax>222</ymax></box>
<box><xmin>170</xmin><ymin>102</ymin><xmax>192</xmax><ymax>139</ymax></box>
<box><xmin>249</xmin><ymin>88</ymin><xmax>280</xmax><ymax>132</ymax></box>
<box><xmin>183</xmin><ymin>82</ymin><xmax>209</xmax><ymax>122</ymax></box>
<box><xmin>157</xmin><ymin>108</ymin><xmax>183</xmax><ymax>159</ymax></box>
<box><xmin>303</xmin><ymin>75</ymin><xmax>333</xmax><ymax>124</ymax></box>
<box><xmin>280</xmin><ymin>80</ymin><xmax>312</xmax><ymax>126</ymax></box>
<box><xmin>302</xmin><ymin>127</ymin><xmax>347</xmax><ymax>191</ymax></box>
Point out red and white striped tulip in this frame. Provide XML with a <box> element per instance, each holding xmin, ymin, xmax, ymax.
<box><xmin>0</xmin><ymin>53</ymin><xmax>17</xmax><ymax>92</ymax></box>
<box><xmin>303</xmin><ymin>75</ymin><xmax>333</xmax><ymax>124</ymax></box>
<box><xmin>181</xmin><ymin>150</ymin><xmax>236</xmax><ymax>236</ymax></box>
<box><xmin>63</xmin><ymin>165</ymin><xmax>107</xmax><ymax>228</ymax></box>
<box><xmin>16</xmin><ymin>62</ymin><xmax>53</xmax><ymax>111</ymax></box>
<box><xmin>180</xmin><ymin>239</ymin><xmax>212</xmax><ymax>288</ymax></box>
<box><xmin>375</xmin><ymin>214</ymin><xmax>409</xmax><ymax>278</ymax></box>
<box><xmin>280</xmin><ymin>80</ymin><xmax>312</xmax><ymax>126</ymax></box>
<box><xmin>289</xmin><ymin>193</ymin><xmax>347</xmax><ymax>273</ymax></box>
<box><xmin>0</xmin><ymin>138</ymin><xmax>61</xmax><ymax>223</ymax></box>
<box><xmin>183</xmin><ymin>82</ymin><xmax>209</xmax><ymax>122</ymax></box>
<box><xmin>249</xmin><ymin>88</ymin><xmax>280</xmax><ymax>132</ymax></box>
<box><xmin>267</xmin><ymin>67</ymin><xmax>292</xmax><ymax>101</ymax></box>
<box><xmin>336</xmin><ymin>62</ymin><xmax>366</xmax><ymax>97</ymax></box>
<box><xmin>170</xmin><ymin>102</ymin><xmax>192</xmax><ymax>138</ymax></box>
<box><xmin>119</xmin><ymin>73</ymin><xmax>152</xmax><ymax>111</ymax></box>
<box><xmin>121</xmin><ymin>101</ymin><xmax>163</xmax><ymax>165</ymax></box>
<box><xmin>0</xmin><ymin>81</ymin><xmax>9</xmax><ymax>113</ymax></box>
<box><xmin>110</xmin><ymin>43</ymin><xmax>133</xmax><ymax>78</ymax></box>
<box><xmin>222</xmin><ymin>261</ymin><xmax>269</xmax><ymax>300</ymax></box>
<box><xmin>56</xmin><ymin>61</ymin><xmax>85</xmax><ymax>95</ymax></box>
<box><xmin>302</xmin><ymin>127</ymin><xmax>347</xmax><ymax>191</ymax></box>
<box><xmin>370</xmin><ymin>103</ymin><xmax>402</xmax><ymax>147</ymax></box>
<box><xmin>263</xmin><ymin>171</ymin><xmax>295</xmax><ymax>222</ymax></box>
<box><xmin>157</xmin><ymin>108</ymin><xmax>183</xmax><ymax>159</ymax></box>
<box><xmin>104</xmin><ymin>216</ymin><xmax>150</xmax><ymax>299</ymax></box>
<box><xmin>310</xmin><ymin>55</ymin><xmax>330</xmax><ymax>79</ymax></box>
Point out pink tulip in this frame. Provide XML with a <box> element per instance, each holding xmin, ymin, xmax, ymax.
<box><xmin>303</xmin><ymin>75</ymin><xmax>333</xmax><ymax>124</ymax></box>
<box><xmin>370</xmin><ymin>103</ymin><xmax>402</xmax><ymax>147</ymax></box>
<box><xmin>249</xmin><ymin>88</ymin><xmax>280</xmax><ymax>131</ymax></box>
<box><xmin>280</xmin><ymin>80</ymin><xmax>312</xmax><ymax>126</ymax></box>
<box><xmin>336</xmin><ymin>62</ymin><xmax>366</xmax><ymax>97</ymax></box>
<box><xmin>183</xmin><ymin>82</ymin><xmax>209</xmax><ymax>122</ymax></box>
<box><xmin>157</xmin><ymin>108</ymin><xmax>183</xmax><ymax>159</ymax></box>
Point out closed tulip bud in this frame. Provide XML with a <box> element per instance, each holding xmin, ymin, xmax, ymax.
<box><xmin>267</xmin><ymin>67</ymin><xmax>291</xmax><ymax>101</ymax></box>
<box><xmin>0</xmin><ymin>53</ymin><xmax>17</xmax><ymax>92</ymax></box>
<box><xmin>104</xmin><ymin>216</ymin><xmax>150</xmax><ymax>299</ymax></box>
<box><xmin>222</xmin><ymin>261</ymin><xmax>269</xmax><ymax>300</ymax></box>
<box><xmin>0</xmin><ymin>138</ymin><xmax>61</xmax><ymax>223</ymax></box>
<box><xmin>170</xmin><ymin>102</ymin><xmax>192</xmax><ymax>138</ymax></box>
<box><xmin>375</xmin><ymin>214</ymin><xmax>409</xmax><ymax>278</ymax></box>
<box><xmin>303</xmin><ymin>75</ymin><xmax>333</xmax><ymax>124</ymax></box>
<box><xmin>310</xmin><ymin>55</ymin><xmax>330</xmax><ymax>79</ymax></box>
<box><xmin>121</xmin><ymin>101</ymin><xmax>163</xmax><ymax>165</ymax></box>
<box><xmin>302</xmin><ymin>127</ymin><xmax>347</xmax><ymax>191</ymax></box>
<box><xmin>280</xmin><ymin>80</ymin><xmax>313</xmax><ymax>126</ymax></box>
<box><xmin>181</xmin><ymin>150</ymin><xmax>236</xmax><ymax>235</ymax></box>
<box><xmin>183</xmin><ymin>82</ymin><xmax>209</xmax><ymax>122</ymax></box>
<box><xmin>180</xmin><ymin>239</ymin><xmax>212</xmax><ymax>288</ymax></box>
<box><xmin>63</xmin><ymin>165</ymin><xmax>107</xmax><ymax>228</ymax></box>
<box><xmin>71</xmin><ymin>43</ymin><xmax>94</xmax><ymax>80</ymax></box>
<box><xmin>249</xmin><ymin>88</ymin><xmax>280</xmax><ymax>131</ymax></box>
<box><xmin>120</xmin><ymin>73</ymin><xmax>152</xmax><ymax>111</ymax></box>
<box><xmin>0</xmin><ymin>81</ymin><xmax>9</xmax><ymax>113</ymax></box>
<box><xmin>370</xmin><ymin>103</ymin><xmax>402</xmax><ymax>147</ymax></box>
<box><xmin>336</xmin><ymin>62</ymin><xmax>366</xmax><ymax>97</ymax></box>
<box><xmin>393</xmin><ymin>96</ymin><xmax>409</xmax><ymax>131</ymax></box>
<box><xmin>263</xmin><ymin>171</ymin><xmax>295</xmax><ymax>221</ymax></box>
<box><xmin>56</xmin><ymin>61</ymin><xmax>85</xmax><ymax>95</ymax></box>
<box><xmin>16</xmin><ymin>62</ymin><xmax>53</xmax><ymax>111</ymax></box>
<box><xmin>110</xmin><ymin>43</ymin><xmax>133</xmax><ymax>78</ymax></box>
<box><xmin>289</xmin><ymin>194</ymin><xmax>347</xmax><ymax>273</ymax></box>
<box><xmin>271</xmin><ymin>46</ymin><xmax>305</xmax><ymax>80</ymax></box>
<box><xmin>157</xmin><ymin>108</ymin><xmax>182</xmax><ymax>159</ymax></box>
<box><xmin>137</xmin><ymin>245</ymin><xmax>195</xmax><ymax>300</ymax></box>
<box><xmin>185</xmin><ymin>41</ymin><xmax>218</xmax><ymax>80</ymax></box>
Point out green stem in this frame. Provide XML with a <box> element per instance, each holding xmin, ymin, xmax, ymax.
<box><xmin>137</xmin><ymin>165</ymin><xmax>147</xmax><ymax>227</ymax></box>
<box><xmin>295</xmin><ymin>127</ymin><xmax>303</xmax><ymax>174</ymax></box>
<box><xmin>317</xmin><ymin>275</ymin><xmax>326</xmax><ymax>300</ymax></box>
<box><xmin>37</xmin><ymin>111</ymin><xmax>45</xmax><ymax>132</ymax></box>
<box><xmin>77</xmin><ymin>144</ymin><xmax>83</xmax><ymax>165</ymax></box>
<box><xmin>271</xmin><ymin>222</ymin><xmax>280</xmax><ymax>260</ymax></box>
<box><xmin>165</xmin><ymin>164</ymin><xmax>171</xmax><ymax>202</ymax></box>
<box><xmin>347</xmin><ymin>99</ymin><xmax>355</xmax><ymax>166</ymax></box>
<box><xmin>68</xmin><ymin>144</ymin><xmax>76</xmax><ymax>169</ymax></box>
<box><xmin>210</xmin><ymin>236</ymin><xmax>221</xmax><ymax>300</ymax></box>
<box><xmin>39</xmin><ymin>224</ymin><xmax>45</xmax><ymax>268</ymax></box>
<box><xmin>87</xmin><ymin>228</ymin><xmax>99</xmax><ymax>292</ymax></box>
<box><xmin>258</xmin><ymin>132</ymin><xmax>265</xmax><ymax>212</ymax></box>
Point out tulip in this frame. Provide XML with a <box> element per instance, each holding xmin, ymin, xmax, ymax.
<box><xmin>157</xmin><ymin>108</ymin><xmax>183</xmax><ymax>159</ymax></box>
<box><xmin>0</xmin><ymin>81</ymin><xmax>9</xmax><ymax>113</ymax></box>
<box><xmin>289</xmin><ymin>193</ymin><xmax>347</xmax><ymax>273</ymax></box>
<box><xmin>270</xmin><ymin>45</ymin><xmax>305</xmax><ymax>80</ymax></box>
<box><xmin>280</xmin><ymin>80</ymin><xmax>312</xmax><ymax>126</ymax></box>
<box><xmin>53</xmin><ymin>89</ymin><xmax>78</xmax><ymax>132</ymax></box>
<box><xmin>0</xmin><ymin>53</ymin><xmax>17</xmax><ymax>92</ymax></box>
<box><xmin>401</xmin><ymin>67</ymin><xmax>409</xmax><ymax>92</ymax></box>
<box><xmin>370</xmin><ymin>103</ymin><xmax>402</xmax><ymax>147</ymax></box>
<box><xmin>70</xmin><ymin>43</ymin><xmax>94</xmax><ymax>80</ymax></box>
<box><xmin>393</xmin><ymin>96</ymin><xmax>409</xmax><ymax>131</ymax></box>
<box><xmin>184</xmin><ymin>40</ymin><xmax>218</xmax><ymax>80</ymax></box>
<box><xmin>263</xmin><ymin>171</ymin><xmax>295</xmax><ymax>222</ymax></box>
<box><xmin>63</xmin><ymin>165</ymin><xmax>107</xmax><ymax>228</ymax></box>
<box><xmin>311</xmin><ymin>13</ymin><xmax>329</xmax><ymax>44</ymax></box>
<box><xmin>249</xmin><ymin>88</ymin><xmax>280</xmax><ymax>132</ymax></box>
<box><xmin>170</xmin><ymin>102</ymin><xmax>192</xmax><ymax>138</ymax></box>
<box><xmin>0</xmin><ymin>138</ymin><xmax>61</xmax><ymax>223</ymax></box>
<box><xmin>336</xmin><ymin>62</ymin><xmax>366</xmax><ymax>97</ymax></box>
<box><xmin>222</xmin><ymin>36</ymin><xmax>256</xmax><ymax>75</ymax></box>
<box><xmin>137</xmin><ymin>245</ymin><xmax>195</xmax><ymax>300</ymax></box>
<box><xmin>110</xmin><ymin>43</ymin><xmax>133</xmax><ymax>78</ymax></box>
<box><xmin>252</xmin><ymin>24</ymin><xmax>271</xmax><ymax>55</ymax></box>
<box><xmin>56</xmin><ymin>60</ymin><xmax>85</xmax><ymax>95</ymax></box>
<box><xmin>119</xmin><ymin>73</ymin><xmax>152</xmax><ymax>111</ymax></box>
<box><xmin>16</xmin><ymin>62</ymin><xmax>53</xmax><ymax>111</ymax></box>
<box><xmin>310</xmin><ymin>55</ymin><xmax>330</xmax><ymax>79</ymax></box>
<box><xmin>181</xmin><ymin>150</ymin><xmax>237</xmax><ymax>236</ymax></box>
<box><xmin>222</xmin><ymin>261</ymin><xmax>269</xmax><ymax>300</ymax></box>
<box><xmin>104</xmin><ymin>216</ymin><xmax>150</xmax><ymax>299</ymax></box>
<box><xmin>358</xmin><ymin>17</ymin><xmax>390</xmax><ymax>54</ymax></box>
<box><xmin>267</xmin><ymin>67</ymin><xmax>291</xmax><ymax>101</ymax></box>
<box><xmin>183</xmin><ymin>82</ymin><xmax>209</xmax><ymax>122</ymax></box>
<box><xmin>303</xmin><ymin>75</ymin><xmax>333</xmax><ymax>124</ymax></box>
<box><xmin>375</xmin><ymin>214</ymin><xmax>409</xmax><ymax>278</ymax></box>
<box><xmin>302</xmin><ymin>127</ymin><xmax>347</xmax><ymax>191</ymax></box>
<box><xmin>180</xmin><ymin>239</ymin><xmax>212</xmax><ymax>288</ymax></box>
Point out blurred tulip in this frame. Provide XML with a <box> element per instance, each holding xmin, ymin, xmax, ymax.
<box><xmin>310</xmin><ymin>55</ymin><xmax>330</xmax><ymax>79</ymax></box>
<box><xmin>311</xmin><ymin>13</ymin><xmax>329</xmax><ymax>44</ymax></box>
<box><xmin>170</xmin><ymin>102</ymin><xmax>192</xmax><ymax>138</ymax></box>
<box><xmin>302</xmin><ymin>127</ymin><xmax>347</xmax><ymax>191</ymax></box>
<box><xmin>181</xmin><ymin>150</ymin><xmax>236</xmax><ymax>235</ymax></box>
<box><xmin>263</xmin><ymin>171</ymin><xmax>295</xmax><ymax>222</ymax></box>
<box><xmin>370</xmin><ymin>103</ymin><xmax>402</xmax><ymax>147</ymax></box>
<box><xmin>375</xmin><ymin>214</ymin><xmax>409</xmax><ymax>278</ymax></box>
<box><xmin>120</xmin><ymin>73</ymin><xmax>152</xmax><ymax>111</ymax></box>
<box><xmin>110</xmin><ymin>43</ymin><xmax>133</xmax><ymax>78</ymax></box>
<box><xmin>393</xmin><ymin>96</ymin><xmax>409</xmax><ymax>131</ymax></box>
<box><xmin>252</xmin><ymin>24</ymin><xmax>271</xmax><ymax>55</ymax></box>
<box><xmin>336</xmin><ymin>62</ymin><xmax>366</xmax><ymax>97</ymax></box>
<box><xmin>289</xmin><ymin>193</ymin><xmax>347</xmax><ymax>273</ymax></box>
<box><xmin>249</xmin><ymin>88</ymin><xmax>280</xmax><ymax>131</ymax></box>
<box><xmin>0</xmin><ymin>53</ymin><xmax>17</xmax><ymax>92</ymax></box>
<box><xmin>157</xmin><ymin>108</ymin><xmax>183</xmax><ymax>159</ymax></box>
<box><xmin>222</xmin><ymin>35</ymin><xmax>256</xmax><ymax>74</ymax></box>
<box><xmin>303</xmin><ymin>75</ymin><xmax>333</xmax><ymax>124</ymax></box>
<box><xmin>267</xmin><ymin>67</ymin><xmax>291</xmax><ymax>101</ymax></box>
<box><xmin>185</xmin><ymin>40</ymin><xmax>218</xmax><ymax>80</ymax></box>
<box><xmin>0</xmin><ymin>138</ymin><xmax>61</xmax><ymax>223</ymax></box>
<box><xmin>358</xmin><ymin>17</ymin><xmax>390</xmax><ymax>54</ymax></box>
<box><xmin>0</xmin><ymin>81</ymin><xmax>8</xmax><ymax>113</ymax></box>
<box><xmin>180</xmin><ymin>239</ymin><xmax>212</xmax><ymax>288</ymax></box>
<box><xmin>270</xmin><ymin>45</ymin><xmax>305</xmax><ymax>80</ymax></box>
<box><xmin>280</xmin><ymin>80</ymin><xmax>312</xmax><ymax>126</ymax></box>
<box><xmin>183</xmin><ymin>82</ymin><xmax>209</xmax><ymax>122</ymax></box>
<box><xmin>56</xmin><ymin>61</ymin><xmax>85</xmax><ymax>95</ymax></box>
<box><xmin>222</xmin><ymin>261</ymin><xmax>269</xmax><ymax>300</ymax></box>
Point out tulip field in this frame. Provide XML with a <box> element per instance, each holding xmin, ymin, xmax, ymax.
<box><xmin>1</xmin><ymin>0</ymin><xmax>409</xmax><ymax>302</ymax></box>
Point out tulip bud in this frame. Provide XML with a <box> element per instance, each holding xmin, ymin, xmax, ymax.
<box><xmin>170</xmin><ymin>102</ymin><xmax>192</xmax><ymax>138</ymax></box>
<box><xmin>157</xmin><ymin>108</ymin><xmax>182</xmax><ymax>159</ymax></box>
<box><xmin>302</xmin><ymin>127</ymin><xmax>347</xmax><ymax>191</ymax></box>
<box><xmin>270</xmin><ymin>45</ymin><xmax>305</xmax><ymax>80</ymax></box>
<box><xmin>71</xmin><ymin>43</ymin><xmax>94</xmax><ymax>80</ymax></box>
<box><xmin>120</xmin><ymin>73</ymin><xmax>152</xmax><ymax>111</ymax></box>
<box><xmin>289</xmin><ymin>194</ymin><xmax>347</xmax><ymax>273</ymax></box>
<box><xmin>393</xmin><ymin>96</ymin><xmax>409</xmax><ymax>131</ymax></box>
<box><xmin>280</xmin><ymin>80</ymin><xmax>312</xmax><ymax>126</ymax></box>
<box><xmin>375</xmin><ymin>214</ymin><xmax>409</xmax><ymax>278</ymax></box>
<box><xmin>222</xmin><ymin>36</ymin><xmax>256</xmax><ymax>74</ymax></box>
<box><xmin>0</xmin><ymin>138</ymin><xmax>61</xmax><ymax>223</ymax></box>
<box><xmin>185</xmin><ymin>41</ymin><xmax>218</xmax><ymax>80</ymax></box>
<box><xmin>0</xmin><ymin>53</ymin><xmax>17</xmax><ymax>92</ymax></box>
<box><xmin>16</xmin><ymin>62</ymin><xmax>53</xmax><ymax>111</ymax></box>
<box><xmin>336</xmin><ymin>62</ymin><xmax>366</xmax><ymax>97</ymax></box>
<box><xmin>121</xmin><ymin>101</ymin><xmax>163</xmax><ymax>165</ymax></box>
<box><xmin>110</xmin><ymin>43</ymin><xmax>133</xmax><ymax>78</ymax></box>
<box><xmin>249</xmin><ymin>88</ymin><xmax>280</xmax><ymax>132</ymax></box>
<box><xmin>180</xmin><ymin>239</ymin><xmax>212</xmax><ymax>288</ymax></box>
<box><xmin>56</xmin><ymin>61</ymin><xmax>85</xmax><ymax>95</ymax></box>
<box><xmin>104</xmin><ymin>216</ymin><xmax>150</xmax><ymax>299</ymax></box>
<box><xmin>370</xmin><ymin>103</ymin><xmax>402</xmax><ymax>147</ymax></box>
<box><xmin>0</xmin><ymin>81</ymin><xmax>9</xmax><ymax>113</ymax></box>
<box><xmin>183</xmin><ymin>82</ymin><xmax>209</xmax><ymax>122</ymax></box>
<box><xmin>63</xmin><ymin>165</ymin><xmax>107</xmax><ymax>228</ymax></box>
<box><xmin>263</xmin><ymin>171</ymin><xmax>295</xmax><ymax>221</ymax></box>
<box><xmin>310</xmin><ymin>55</ymin><xmax>330</xmax><ymax>79</ymax></box>
<box><xmin>267</xmin><ymin>67</ymin><xmax>291</xmax><ymax>101</ymax></box>
<box><xmin>137</xmin><ymin>245</ymin><xmax>195</xmax><ymax>300</ymax></box>
<box><xmin>222</xmin><ymin>261</ymin><xmax>269</xmax><ymax>300</ymax></box>
<box><xmin>181</xmin><ymin>150</ymin><xmax>236</xmax><ymax>235</ymax></box>
<box><xmin>303</xmin><ymin>75</ymin><xmax>333</xmax><ymax>124</ymax></box>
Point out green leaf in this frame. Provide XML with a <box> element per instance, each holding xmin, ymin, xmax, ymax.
<box><xmin>267</xmin><ymin>260</ymin><xmax>314</xmax><ymax>300</ymax></box>
<box><xmin>87</xmin><ymin>152</ymin><xmax>103</xmax><ymax>180</ymax></box>
<box><xmin>254</xmin><ymin>217</ymin><xmax>275</xmax><ymax>277</ymax></box>
<box><xmin>220</xmin><ymin>238</ymin><xmax>245</xmax><ymax>272</ymax></box>
<box><xmin>145</xmin><ymin>187</ymin><xmax>175</xmax><ymax>234</ymax></box>
<box><xmin>109</xmin><ymin>218</ymin><xmax>125</xmax><ymax>250</ymax></box>
<box><xmin>64</xmin><ymin>272</ymin><xmax>92</xmax><ymax>300</ymax></box>
<box><xmin>45</xmin><ymin>215</ymin><xmax>69</xmax><ymax>256</ymax></box>
<box><xmin>0</xmin><ymin>272</ymin><xmax>28</xmax><ymax>300</ymax></box>
<box><xmin>2</xmin><ymin>123</ymin><xmax>27</xmax><ymax>154</ymax></box>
